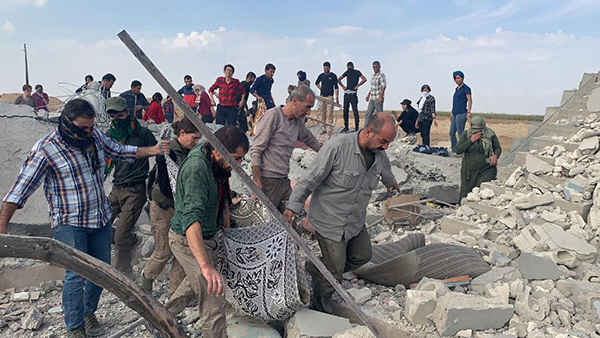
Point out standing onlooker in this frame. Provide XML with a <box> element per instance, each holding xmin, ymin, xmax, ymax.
<box><xmin>396</xmin><ymin>99</ymin><xmax>419</xmax><ymax>135</ymax></box>
<box><xmin>209</xmin><ymin>64</ymin><xmax>246</xmax><ymax>127</ymax></box>
<box><xmin>238</xmin><ymin>72</ymin><xmax>256</xmax><ymax>133</ymax></box>
<box><xmin>297</xmin><ymin>70</ymin><xmax>310</xmax><ymax>88</ymax></box>
<box><xmin>14</xmin><ymin>84</ymin><xmax>36</xmax><ymax>109</ymax></box>
<box><xmin>196</xmin><ymin>85</ymin><xmax>214</xmax><ymax>124</ymax></box>
<box><xmin>100</xmin><ymin>73</ymin><xmax>116</xmax><ymax>99</ymax></box>
<box><xmin>144</xmin><ymin>93</ymin><xmax>166</xmax><ymax>124</ymax></box>
<box><xmin>449</xmin><ymin>70</ymin><xmax>472</xmax><ymax>152</ymax></box>
<box><xmin>250</xmin><ymin>63</ymin><xmax>276</xmax><ymax>109</ymax></box>
<box><xmin>315</xmin><ymin>61</ymin><xmax>339</xmax><ymax>133</ymax></box>
<box><xmin>105</xmin><ymin>97</ymin><xmax>157</xmax><ymax>277</ymax></box>
<box><xmin>178</xmin><ymin>75</ymin><xmax>197</xmax><ymax>109</ymax></box>
<box><xmin>76</xmin><ymin>75</ymin><xmax>94</xmax><ymax>93</ymax></box>
<box><xmin>251</xmin><ymin>85</ymin><xmax>321</xmax><ymax>213</ymax></box>
<box><xmin>248</xmin><ymin>100</ymin><xmax>258</xmax><ymax>130</ymax></box>
<box><xmin>0</xmin><ymin>99</ymin><xmax>167</xmax><ymax>338</ymax></box>
<box><xmin>365</xmin><ymin>61</ymin><xmax>387</xmax><ymax>126</ymax></box>
<box><xmin>120</xmin><ymin>80</ymin><xmax>149</xmax><ymax>120</ymax></box>
<box><xmin>163</xmin><ymin>95</ymin><xmax>175</xmax><ymax>123</ymax></box>
<box><xmin>32</xmin><ymin>84</ymin><xmax>50</xmax><ymax>113</ymax></box>
<box><xmin>338</xmin><ymin>62</ymin><xmax>367</xmax><ymax>132</ymax></box>
<box><xmin>141</xmin><ymin>117</ymin><xmax>202</xmax><ymax>297</ymax></box>
<box><xmin>415</xmin><ymin>85</ymin><xmax>437</xmax><ymax>146</ymax></box>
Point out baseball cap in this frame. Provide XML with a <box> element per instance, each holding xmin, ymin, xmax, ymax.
<box><xmin>105</xmin><ymin>97</ymin><xmax>127</xmax><ymax>113</ymax></box>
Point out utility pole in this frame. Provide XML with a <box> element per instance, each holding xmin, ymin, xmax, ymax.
<box><xmin>23</xmin><ymin>43</ymin><xmax>29</xmax><ymax>85</ymax></box>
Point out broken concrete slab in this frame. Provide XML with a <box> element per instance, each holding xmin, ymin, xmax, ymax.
<box><xmin>21</xmin><ymin>307</ymin><xmax>44</xmax><ymax>330</ymax></box>
<box><xmin>462</xmin><ymin>201</ymin><xmax>503</xmax><ymax>218</ymax></box>
<box><xmin>471</xmin><ymin>268</ymin><xmax>520</xmax><ymax>294</ymax></box>
<box><xmin>404</xmin><ymin>290</ymin><xmax>437</xmax><ymax>326</ymax></box>
<box><xmin>514</xmin><ymin>286</ymin><xmax>551</xmax><ymax>322</ymax></box>
<box><xmin>332</xmin><ymin>326</ymin><xmax>374</xmax><ymax>338</ymax></box>
<box><xmin>517</xmin><ymin>253</ymin><xmax>566</xmax><ymax>280</ymax></box>
<box><xmin>431</xmin><ymin>293</ymin><xmax>514</xmax><ymax>336</ymax></box>
<box><xmin>525</xmin><ymin>154</ymin><xmax>555</xmax><ymax>174</ymax></box>
<box><xmin>285</xmin><ymin>308</ymin><xmax>353</xmax><ymax>338</ymax></box>
<box><xmin>527</xmin><ymin>173</ymin><xmax>553</xmax><ymax>192</ymax></box>
<box><xmin>426</xmin><ymin>182</ymin><xmax>460</xmax><ymax>204</ymax></box>
<box><xmin>513</xmin><ymin>192</ymin><xmax>554</xmax><ymax>210</ymax></box>
<box><xmin>346</xmin><ymin>287</ymin><xmax>372</xmax><ymax>305</ymax></box>
<box><xmin>441</xmin><ymin>217</ymin><xmax>476</xmax><ymax>235</ymax></box>
<box><xmin>577</xmin><ymin>135</ymin><xmax>599</xmax><ymax>154</ymax></box>
<box><xmin>227</xmin><ymin>316</ymin><xmax>281</xmax><ymax>338</ymax></box>
<box><xmin>391</xmin><ymin>166</ymin><xmax>408</xmax><ymax>184</ymax></box>
<box><xmin>460</xmin><ymin>204</ymin><xmax>476</xmax><ymax>217</ymax></box>
<box><xmin>415</xmin><ymin>277</ymin><xmax>450</xmax><ymax>298</ymax></box>
<box><xmin>568</xmin><ymin>175</ymin><xmax>590</xmax><ymax>193</ymax></box>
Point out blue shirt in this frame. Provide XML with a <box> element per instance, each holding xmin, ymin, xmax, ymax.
<box><xmin>119</xmin><ymin>90</ymin><xmax>150</xmax><ymax>119</ymax></box>
<box><xmin>452</xmin><ymin>84</ymin><xmax>471</xmax><ymax>115</ymax></box>
<box><xmin>250</xmin><ymin>74</ymin><xmax>274</xmax><ymax>101</ymax></box>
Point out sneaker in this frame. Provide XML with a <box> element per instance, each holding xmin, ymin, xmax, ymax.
<box><xmin>66</xmin><ymin>328</ymin><xmax>88</xmax><ymax>338</ymax></box>
<box><xmin>140</xmin><ymin>273</ymin><xmax>154</xmax><ymax>294</ymax></box>
<box><xmin>84</xmin><ymin>313</ymin><xmax>104</xmax><ymax>337</ymax></box>
<box><xmin>341</xmin><ymin>128</ymin><xmax>349</xmax><ymax>133</ymax></box>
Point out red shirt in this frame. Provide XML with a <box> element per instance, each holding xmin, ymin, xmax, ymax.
<box><xmin>208</xmin><ymin>77</ymin><xmax>245</xmax><ymax>107</ymax></box>
<box><xmin>197</xmin><ymin>91</ymin><xmax>212</xmax><ymax>116</ymax></box>
<box><xmin>144</xmin><ymin>101</ymin><xmax>166</xmax><ymax>124</ymax></box>
<box><xmin>32</xmin><ymin>92</ymin><xmax>49</xmax><ymax>112</ymax></box>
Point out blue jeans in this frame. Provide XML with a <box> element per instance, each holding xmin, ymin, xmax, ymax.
<box><xmin>53</xmin><ymin>223</ymin><xmax>112</xmax><ymax>332</ymax></box>
<box><xmin>364</xmin><ymin>99</ymin><xmax>384</xmax><ymax>127</ymax></box>
<box><xmin>449</xmin><ymin>113</ymin><xmax>467</xmax><ymax>151</ymax></box>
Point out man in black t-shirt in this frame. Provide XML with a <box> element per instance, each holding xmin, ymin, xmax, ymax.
<box><xmin>315</xmin><ymin>61</ymin><xmax>339</xmax><ymax>133</ymax></box>
<box><xmin>238</xmin><ymin>71</ymin><xmax>256</xmax><ymax>133</ymax></box>
<box><xmin>338</xmin><ymin>62</ymin><xmax>367</xmax><ymax>132</ymax></box>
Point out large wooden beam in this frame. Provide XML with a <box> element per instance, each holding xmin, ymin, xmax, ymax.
<box><xmin>117</xmin><ymin>30</ymin><xmax>383</xmax><ymax>338</ymax></box>
<box><xmin>0</xmin><ymin>234</ymin><xmax>186</xmax><ymax>338</ymax></box>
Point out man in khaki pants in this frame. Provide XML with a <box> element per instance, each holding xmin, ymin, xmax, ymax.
<box><xmin>166</xmin><ymin>126</ymin><xmax>249</xmax><ymax>338</ymax></box>
<box><xmin>315</xmin><ymin>61</ymin><xmax>339</xmax><ymax>134</ymax></box>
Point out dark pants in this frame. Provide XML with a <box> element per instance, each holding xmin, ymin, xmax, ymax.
<box><xmin>109</xmin><ymin>183</ymin><xmax>147</xmax><ymax>274</ymax></box>
<box><xmin>201</xmin><ymin>115</ymin><xmax>215</xmax><ymax>124</ymax></box>
<box><xmin>53</xmin><ymin>223</ymin><xmax>112</xmax><ymax>332</ymax></box>
<box><xmin>215</xmin><ymin>105</ymin><xmax>238</xmax><ymax>126</ymax></box>
<box><xmin>308</xmin><ymin>226</ymin><xmax>372</xmax><ymax>314</ymax></box>
<box><xmin>343</xmin><ymin>93</ymin><xmax>359</xmax><ymax>130</ymax></box>
<box><xmin>261</xmin><ymin>95</ymin><xmax>275</xmax><ymax>110</ymax></box>
<box><xmin>420</xmin><ymin>119</ymin><xmax>433</xmax><ymax>146</ymax></box>
<box><xmin>400</xmin><ymin>120</ymin><xmax>419</xmax><ymax>135</ymax></box>
<box><xmin>260</xmin><ymin>176</ymin><xmax>292</xmax><ymax>213</ymax></box>
<box><xmin>165</xmin><ymin>113</ymin><xmax>174</xmax><ymax>123</ymax></box>
<box><xmin>237</xmin><ymin>107</ymin><xmax>249</xmax><ymax>133</ymax></box>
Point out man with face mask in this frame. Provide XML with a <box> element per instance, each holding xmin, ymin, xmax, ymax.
<box><xmin>283</xmin><ymin>112</ymin><xmax>400</xmax><ymax>314</ymax></box>
<box><xmin>250</xmin><ymin>85</ymin><xmax>321</xmax><ymax>213</ymax></box>
<box><xmin>165</xmin><ymin>126</ymin><xmax>249</xmax><ymax>338</ymax></box>
<box><xmin>104</xmin><ymin>97</ymin><xmax>157</xmax><ymax>276</ymax></box>
<box><xmin>0</xmin><ymin>98</ymin><xmax>168</xmax><ymax>338</ymax></box>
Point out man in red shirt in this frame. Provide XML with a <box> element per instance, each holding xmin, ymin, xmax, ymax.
<box><xmin>209</xmin><ymin>64</ymin><xmax>246</xmax><ymax>127</ymax></box>
<box><xmin>32</xmin><ymin>84</ymin><xmax>49</xmax><ymax>113</ymax></box>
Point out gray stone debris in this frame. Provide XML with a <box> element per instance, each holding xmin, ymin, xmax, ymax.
<box><xmin>517</xmin><ymin>253</ymin><xmax>566</xmax><ymax>280</ymax></box>
<box><xmin>346</xmin><ymin>287</ymin><xmax>372</xmax><ymax>305</ymax></box>
<box><xmin>512</xmin><ymin>192</ymin><xmax>554</xmax><ymax>209</ymax></box>
<box><xmin>525</xmin><ymin>154</ymin><xmax>554</xmax><ymax>174</ymax></box>
<box><xmin>21</xmin><ymin>308</ymin><xmax>44</xmax><ymax>330</ymax></box>
<box><xmin>285</xmin><ymin>309</ymin><xmax>353</xmax><ymax>338</ymax></box>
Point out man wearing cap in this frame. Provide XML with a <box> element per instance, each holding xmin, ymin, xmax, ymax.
<box><xmin>449</xmin><ymin>70</ymin><xmax>472</xmax><ymax>152</ymax></box>
<box><xmin>105</xmin><ymin>97</ymin><xmax>158</xmax><ymax>276</ymax></box>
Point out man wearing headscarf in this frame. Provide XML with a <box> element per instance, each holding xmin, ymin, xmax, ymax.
<box><xmin>455</xmin><ymin>115</ymin><xmax>501</xmax><ymax>201</ymax></box>
<box><xmin>450</xmin><ymin>70</ymin><xmax>473</xmax><ymax>153</ymax></box>
<box><xmin>297</xmin><ymin>70</ymin><xmax>310</xmax><ymax>88</ymax></box>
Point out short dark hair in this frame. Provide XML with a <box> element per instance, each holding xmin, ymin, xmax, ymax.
<box><xmin>347</xmin><ymin>62</ymin><xmax>354</xmax><ymax>67</ymax></box>
<box><xmin>131</xmin><ymin>80</ymin><xmax>142</xmax><ymax>88</ymax></box>
<box><xmin>172</xmin><ymin>116</ymin><xmax>199</xmax><ymax>135</ymax></box>
<box><xmin>246</xmin><ymin>71</ymin><xmax>256</xmax><ymax>79</ymax></box>
<box><xmin>35</xmin><ymin>84</ymin><xmax>43</xmax><ymax>90</ymax></box>
<box><xmin>152</xmin><ymin>92</ymin><xmax>163</xmax><ymax>102</ymax></box>
<box><xmin>214</xmin><ymin>125</ymin><xmax>250</xmax><ymax>153</ymax></box>
<box><xmin>366</xmin><ymin>113</ymin><xmax>393</xmax><ymax>134</ymax></box>
<box><xmin>265</xmin><ymin>63</ymin><xmax>276</xmax><ymax>71</ymax></box>
<box><xmin>372</xmin><ymin>61</ymin><xmax>381</xmax><ymax>67</ymax></box>
<box><xmin>102</xmin><ymin>73</ymin><xmax>116</xmax><ymax>82</ymax></box>
<box><xmin>323</xmin><ymin>61</ymin><xmax>331</xmax><ymax>67</ymax></box>
<box><xmin>64</xmin><ymin>98</ymin><xmax>96</xmax><ymax>121</ymax></box>
<box><xmin>421</xmin><ymin>84</ymin><xmax>431</xmax><ymax>92</ymax></box>
<box><xmin>184</xmin><ymin>75</ymin><xmax>192</xmax><ymax>80</ymax></box>
<box><xmin>252</xmin><ymin>100</ymin><xmax>258</xmax><ymax>106</ymax></box>
<box><xmin>22</xmin><ymin>84</ymin><xmax>32</xmax><ymax>91</ymax></box>
<box><xmin>85</xmin><ymin>75</ymin><xmax>94</xmax><ymax>82</ymax></box>
<box><xmin>224</xmin><ymin>64</ymin><xmax>235</xmax><ymax>73</ymax></box>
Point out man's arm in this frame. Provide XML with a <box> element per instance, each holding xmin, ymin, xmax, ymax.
<box><xmin>98</xmin><ymin>130</ymin><xmax>167</xmax><ymax>161</ymax></box>
<box><xmin>208</xmin><ymin>80</ymin><xmax>219</xmax><ymax>106</ymax></box>
<box><xmin>466</xmin><ymin>93</ymin><xmax>473</xmax><ymax>118</ymax></box>
<box><xmin>298</xmin><ymin>123</ymin><xmax>322</xmax><ymax>152</ymax></box>
<box><xmin>337</xmin><ymin>73</ymin><xmax>347</xmax><ymax>91</ymax></box>
<box><xmin>0</xmin><ymin>202</ymin><xmax>19</xmax><ymax>234</ymax></box>
<box><xmin>380</xmin><ymin>153</ymin><xmax>399</xmax><ymax>193</ymax></box>
<box><xmin>315</xmin><ymin>74</ymin><xmax>322</xmax><ymax>91</ymax></box>
<box><xmin>250</xmin><ymin>110</ymin><xmax>277</xmax><ymax>188</ymax></box>
<box><xmin>185</xmin><ymin>221</ymin><xmax>224</xmax><ymax>296</ymax></box>
<box><xmin>357</xmin><ymin>74</ymin><xmax>368</xmax><ymax>90</ymax></box>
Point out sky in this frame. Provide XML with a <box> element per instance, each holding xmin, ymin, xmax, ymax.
<box><xmin>1</xmin><ymin>0</ymin><xmax>599</xmax><ymax>115</ymax></box>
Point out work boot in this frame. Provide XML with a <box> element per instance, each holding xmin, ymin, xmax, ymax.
<box><xmin>140</xmin><ymin>273</ymin><xmax>154</xmax><ymax>294</ymax></box>
<box><xmin>66</xmin><ymin>327</ymin><xmax>88</xmax><ymax>338</ymax></box>
<box><xmin>84</xmin><ymin>313</ymin><xmax>104</xmax><ymax>337</ymax></box>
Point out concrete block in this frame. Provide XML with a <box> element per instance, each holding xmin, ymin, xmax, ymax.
<box><xmin>391</xmin><ymin>166</ymin><xmax>408</xmax><ymax>184</ymax></box>
<box><xmin>21</xmin><ymin>308</ymin><xmax>44</xmax><ymax>330</ymax></box>
<box><xmin>525</xmin><ymin>154</ymin><xmax>554</xmax><ymax>174</ymax></box>
<box><xmin>285</xmin><ymin>308</ymin><xmax>353</xmax><ymax>338</ymax></box>
<box><xmin>485</xmin><ymin>283</ymin><xmax>510</xmax><ymax>303</ymax></box>
<box><xmin>471</xmin><ymin>268</ymin><xmax>518</xmax><ymax>293</ymax></box>
<box><xmin>527</xmin><ymin>174</ymin><xmax>553</xmax><ymax>192</ymax></box>
<box><xmin>568</xmin><ymin>175</ymin><xmax>590</xmax><ymax>193</ymax></box>
<box><xmin>505</xmin><ymin>168</ymin><xmax>524</xmax><ymax>188</ymax></box>
<box><xmin>517</xmin><ymin>253</ymin><xmax>566</xmax><ymax>280</ymax></box>
<box><xmin>427</xmin><ymin>183</ymin><xmax>460</xmax><ymax>204</ymax></box>
<box><xmin>514</xmin><ymin>287</ymin><xmax>550</xmax><ymax>322</ymax></box>
<box><xmin>12</xmin><ymin>292</ymin><xmax>29</xmax><ymax>302</ymax></box>
<box><xmin>404</xmin><ymin>290</ymin><xmax>437</xmax><ymax>326</ymax></box>
<box><xmin>513</xmin><ymin>193</ymin><xmax>554</xmax><ymax>209</ymax></box>
<box><xmin>415</xmin><ymin>277</ymin><xmax>450</xmax><ymax>298</ymax></box>
<box><xmin>578</xmin><ymin>135</ymin><xmax>599</xmax><ymax>154</ymax></box>
<box><xmin>346</xmin><ymin>288</ymin><xmax>372</xmax><ymax>305</ymax></box>
<box><xmin>431</xmin><ymin>293</ymin><xmax>514</xmax><ymax>337</ymax></box>
<box><xmin>460</xmin><ymin>204</ymin><xmax>476</xmax><ymax>217</ymax></box>
<box><xmin>462</xmin><ymin>201</ymin><xmax>502</xmax><ymax>218</ymax></box>
<box><xmin>441</xmin><ymin>217</ymin><xmax>475</xmax><ymax>235</ymax></box>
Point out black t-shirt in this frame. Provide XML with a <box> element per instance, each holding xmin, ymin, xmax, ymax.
<box><xmin>315</xmin><ymin>72</ymin><xmax>339</xmax><ymax>97</ymax></box>
<box><xmin>240</xmin><ymin>81</ymin><xmax>252</xmax><ymax>107</ymax></box>
<box><xmin>341</xmin><ymin>69</ymin><xmax>363</xmax><ymax>91</ymax></box>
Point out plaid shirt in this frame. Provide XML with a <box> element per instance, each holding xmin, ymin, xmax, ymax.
<box><xmin>208</xmin><ymin>77</ymin><xmax>246</xmax><ymax>107</ymax></box>
<box><xmin>369</xmin><ymin>71</ymin><xmax>387</xmax><ymax>101</ymax></box>
<box><xmin>3</xmin><ymin>128</ymin><xmax>137</xmax><ymax>228</ymax></box>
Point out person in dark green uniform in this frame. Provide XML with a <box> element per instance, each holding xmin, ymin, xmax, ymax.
<box><xmin>456</xmin><ymin>115</ymin><xmax>502</xmax><ymax>201</ymax></box>
<box><xmin>105</xmin><ymin>97</ymin><xmax>157</xmax><ymax>276</ymax></box>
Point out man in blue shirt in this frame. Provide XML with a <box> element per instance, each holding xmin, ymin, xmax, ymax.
<box><xmin>119</xmin><ymin>80</ymin><xmax>149</xmax><ymax>120</ymax></box>
<box><xmin>449</xmin><ymin>70</ymin><xmax>472</xmax><ymax>152</ymax></box>
<box><xmin>250</xmin><ymin>63</ymin><xmax>276</xmax><ymax>109</ymax></box>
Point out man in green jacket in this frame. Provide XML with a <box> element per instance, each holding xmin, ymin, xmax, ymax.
<box><xmin>166</xmin><ymin>126</ymin><xmax>249</xmax><ymax>338</ymax></box>
<box><xmin>105</xmin><ymin>97</ymin><xmax>157</xmax><ymax>276</ymax></box>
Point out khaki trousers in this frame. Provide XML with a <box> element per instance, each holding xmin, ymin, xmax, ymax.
<box><xmin>261</xmin><ymin>176</ymin><xmax>292</xmax><ymax>213</ymax></box>
<box><xmin>109</xmin><ymin>183</ymin><xmax>147</xmax><ymax>274</ymax></box>
<box><xmin>143</xmin><ymin>201</ymin><xmax>186</xmax><ymax>297</ymax></box>
<box><xmin>166</xmin><ymin>230</ymin><xmax>226</xmax><ymax>338</ymax></box>
<box><xmin>307</xmin><ymin>225</ymin><xmax>372</xmax><ymax>314</ymax></box>
<box><xmin>319</xmin><ymin>96</ymin><xmax>334</xmax><ymax>125</ymax></box>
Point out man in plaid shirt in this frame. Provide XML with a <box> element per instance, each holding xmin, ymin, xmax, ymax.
<box><xmin>365</xmin><ymin>60</ymin><xmax>387</xmax><ymax>126</ymax></box>
<box><xmin>209</xmin><ymin>64</ymin><xmax>246</xmax><ymax>127</ymax></box>
<box><xmin>0</xmin><ymin>99</ymin><xmax>169</xmax><ymax>338</ymax></box>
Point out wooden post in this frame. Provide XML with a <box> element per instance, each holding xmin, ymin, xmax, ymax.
<box><xmin>0</xmin><ymin>235</ymin><xmax>186</xmax><ymax>338</ymax></box>
<box><xmin>23</xmin><ymin>43</ymin><xmax>29</xmax><ymax>85</ymax></box>
<box><xmin>117</xmin><ymin>30</ymin><xmax>384</xmax><ymax>338</ymax></box>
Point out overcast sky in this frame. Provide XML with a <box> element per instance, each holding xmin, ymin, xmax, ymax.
<box><xmin>1</xmin><ymin>0</ymin><xmax>599</xmax><ymax>115</ymax></box>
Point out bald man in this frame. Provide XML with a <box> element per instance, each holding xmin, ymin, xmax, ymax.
<box><xmin>284</xmin><ymin>112</ymin><xmax>400</xmax><ymax>313</ymax></box>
